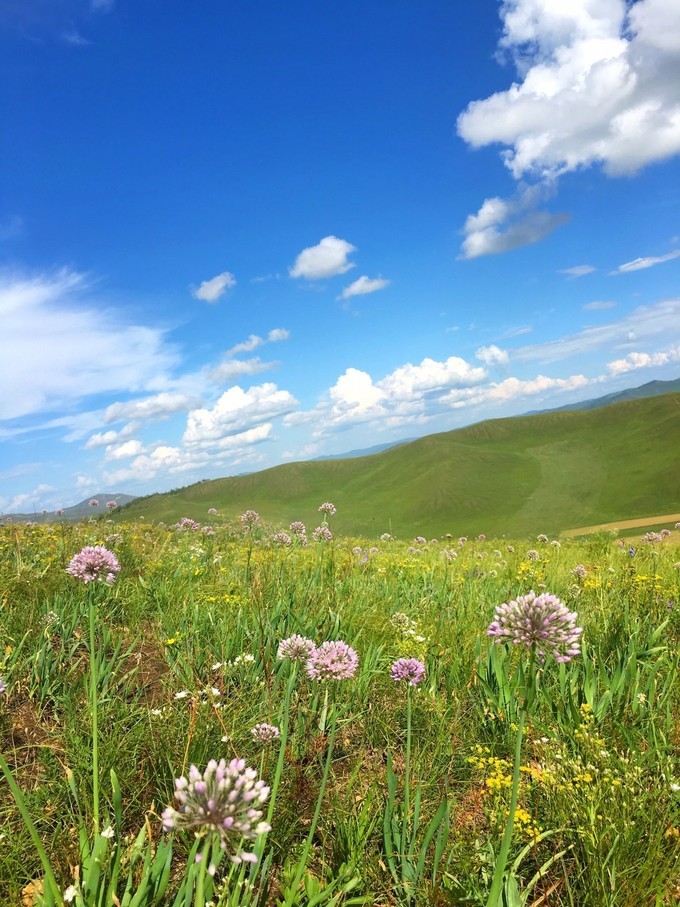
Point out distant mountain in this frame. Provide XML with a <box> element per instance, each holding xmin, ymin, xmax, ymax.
<box><xmin>314</xmin><ymin>439</ymin><xmax>415</xmax><ymax>460</ymax></box>
<box><xmin>525</xmin><ymin>377</ymin><xmax>680</xmax><ymax>415</ymax></box>
<box><xmin>3</xmin><ymin>493</ymin><xmax>137</xmax><ymax>523</ymax></box>
<box><xmin>110</xmin><ymin>392</ymin><xmax>680</xmax><ymax>538</ymax></box>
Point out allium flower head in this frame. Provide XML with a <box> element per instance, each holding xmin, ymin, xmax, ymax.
<box><xmin>162</xmin><ymin>758</ymin><xmax>270</xmax><ymax>862</ymax></box>
<box><xmin>66</xmin><ymin>546</ymin><xmax>121</xmax><ymax>584</ymax></box>
<box><xmin>240</xmin><ymin>510</ymin><xmax>260</xmax><ymax>530</ymax></box>
<box><xmin>55</xmin><ymin>508</ymin><xmax>64</xmax><ymax>516</ymax></box>
<box><xmin>318</xmin><ymin>501</ymin><xmax>336</xmax><ymax>517</ymax></box>
<box><xmin>390</xmin><ymin>658</ymin><xmax>426</xmax><ymax>686</ymax></box>
<box><xmin>487</xmin><ymin>590</ymin><xmax>582</xmax><ymax>664</ymax></box>
<box><xmin>251</xmin><ymin>723</ymin><xmax>280</xmax><ymax>744</ymax></box>
<box><xmin>306</xmin><ymin>640</ymin><xmax>358</xmax><ymax>681</ymax></box>
<box><xmin>89</xmin><ymin>499</ymin><xmax>100</xmax><ymax>507</ymax></box>
<box><xmin>277</xmin><ymin>634</ymin><xmax>316</xmax><ymax>662</ymax></box>
<box><xmin>271</xmin><ymin>531</ymin><xmax>291</xmax><ymax>547</ymax></box>
<box><xmin>312</xmin><ymin>525</ymin><xmax>332</xmax><ymax>542</ymax></box>
<box><xmin>208</xmin><ymin>507</ymin><xmax>218</xmax><ymax>515</ymax></box>
<box><xmin>106</xmin><ymin>500</ymin><xmax>118</xmax><ymax>510</ymax></box>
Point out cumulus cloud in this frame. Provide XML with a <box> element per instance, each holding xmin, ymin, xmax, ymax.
<box><xmin>442</xmin><ymin>374</ymin><xmax>591</xmax><ymax>408</ymax></box>
<box><xmin>607</xmin><ymin>344</ymin><xmax>680</xmax><ymax>374</ymax></box>
<box><xmin>609</xmin><ymin>249</ymin><xmax>680</xmax><ymax>274</ymax></box>
<box><xmin>289</xmin><ymin>236</ymin><xmax>356</xmax><ymax>280</ymax></box>
<box><xmin>476</xmin><ymin>345</ymin><xmax>510</xmax><ymax>367</ymax></box>
<box><xmin>183</xmin><ymin>383</ymin><xmax>298</xmax><ymax>445</ymax></box>
<box><xmin>104</xmin><ymin>439</ymin><xmax>144</xmax><ymax>461</ymax></box>
<box><xmin>104</xmin><ymin>392</ymin><xmax>199</xmax><ymax>425</ymax></box>
<box><xmin>0</xmin><ymin>269</ymin><xmax>178</xmax><ymax>421</ymax></box>
<box><xmin>460</xmin><ymin>187</ymin><xmax>569</xmax><ymax>259</ymax></box>
<box><xmin>338</xmin><ymin>276</ymin><xmax>390</xmax><ymax>301</ymax></box>
<box><xmin>457</xmin><ymin>0</ymin><xmax>680</xmax><ymax>256</ymax></box>
<box><xmin>560</xmin><ymin>264</ymin><xmax>596</xmax><ymax>278</ymax></box>
<box><xmin>458</xmin><ymin>0</ymin><xmax>680</xmax><ymax>179</ymax></box>
<box><xmin>192</xmin><ymin>271</ymin><xmax>236</xmax><ymax>303</ymax></box>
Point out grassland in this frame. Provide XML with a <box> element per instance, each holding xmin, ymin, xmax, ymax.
<box><xmin>0</xmin><ymin>515</ymin><xmax>679</xmax><ymax>905</ymax></box>
<box><xmin>113</xmin><ymin>393</ymin><xmax>680</xmax><ymax>539</ymax></box>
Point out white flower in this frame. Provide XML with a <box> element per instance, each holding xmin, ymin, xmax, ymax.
<box><xmin>671</xmin><ymin>782</ymin><xmax>680</xmax><ymax>793</ymax></box>
<box><xmin>174</xmin><ymin>690</ymin><xmax>190</xmax><ymax>700</ymax></box>
<box><xmin>64</xmin><ymin>886</ymin><xmax>78</xmax><ymax>903</ymax></box>
<box><xmin>211</xmin><ymin>662</ymin><xmax>223</xmax><ymax>671</ymax></box>
<box><xmin>101</xmin><ymin>825</ymin><xmax>115</xmax><ymax>839</ymax></box>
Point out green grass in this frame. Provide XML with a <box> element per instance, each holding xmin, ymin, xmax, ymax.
<box><xmin>113</xmin><ymin>393</ymin><xmax>680</xmax><ymax>538</ymax></box>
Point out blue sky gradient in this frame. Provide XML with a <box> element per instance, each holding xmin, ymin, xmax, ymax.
<box><xmin>1</xmin><ymin>0</ymin><xmax>679</xmax><ymax>513</ymax></box>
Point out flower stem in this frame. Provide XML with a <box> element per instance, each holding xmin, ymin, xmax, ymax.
<box><xmin>486</xmin><ymin>706</ymin><xmax>526</xmax><ymax>906</ymax></box>
<box><xmin>88</xmin><ymin>586</ymin><xmax>100</xmax><ymax>836</ymax></box>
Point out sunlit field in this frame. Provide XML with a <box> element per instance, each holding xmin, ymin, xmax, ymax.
<box><xmin>1</xmin><ymin>508</ymin><xmax>679</xmax><ymax>906</ymax></box>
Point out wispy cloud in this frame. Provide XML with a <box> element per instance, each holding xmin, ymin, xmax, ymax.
<box><xmin>559</xmin><ymin>265</ymin><xmax>596</xmax><ymax>278</ymax></box>
<box><xmin>582</xmin><ymin>301</ymin><xmax>616</xmax><ymax>311</ymax></box>
<box><xmin>338</xmin><ymin>276</ymin><xmax>390</xmax><ymax>301</ymax></box>
<box><xmin>609</xmin><ymin>249</ymin><xmax>680</xmax><ymax>275</ymax></box>
<box><xmin>0</xmin><ymin>215</ymin><xmax>24</xmax><ymax>241</ymax></box>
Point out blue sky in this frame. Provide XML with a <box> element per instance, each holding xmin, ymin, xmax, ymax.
<box><xmin>1</xmin><ymin>0</ymin><xmax>679</xmax><ymax>514</ymax></box>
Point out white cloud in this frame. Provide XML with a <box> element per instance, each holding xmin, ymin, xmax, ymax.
<box><xmin>289</xmin><ymin>236</ymin><xmax>356</xmax><ymax>280</ymax></box>
<box><xmin>609</xmin><ymin>249</ymin><xmax>680</xmax><ymax>274</ymax></box>
<box><xmin>515</xmin><ymin>297</ymin><xmax>680</xmax><ymax>363</ymax></box>
<box><xmin>338</xmin><ymin>276</ymin><xmax>390</xmax><ymax>301</ymax></box>
<box><xmin>476</xmin><ymin>345</ymin><xmax>510</xmax><ymax>367</ymax></box>
<box><xmin>607</xmin><ymin>344</ymin><xmax>680</xmax><ymax>374</ymax></box>
<box><xmin>583</xmin><ymin>300</ymin><xmax>616</xmax><ymax>310</ymax></box>
<box><xmin>442</xmin><ymin>373</ymin><xmax>592</xmax><ymax>407</ymax></box>
<box><xmin>226</xmin><ymin>328</ymin><xmax>289</xmax><ymax>357</ymax></box>
<box><xmin>105</xmin><ymin>392</ymin><xmax>199</xmax><ymax>425</ymax></box>
<box><xmin>458</xmin><ymin>0</ymin><xmax>680</xmax><ymax>180</ymax></box>
<box><xmin>192</xmin><ymin>271</ymin><xmax>236</xmax><ymax>303</ymax></box>
<box><xmin>183</xmin><ymin>383</ymin><xmax>298</xmax><ymax>445</ymax></box>
<box><xmin>61</xmin><ymin>28</ymin><xmax>91</xmax><ymax>46</ymax></box>
<box><xmin>104</xmin><ymin>439</ymin><xmax>144</xmax><ymax>461</ymax></box>
<box><xmin>0</xmin><ymin>269</ymin><xmax>178</xmax><ymax>421</ymax></box>
<box><xmin>460</xmin><ymin>187</ymin><xmax>569</xmax><ymax>259</ymax></box>
<box><xmin>208</xmin><ymin>357</ymin><xmax>276</xmax><ymax>384</ymax></box>
<box><xmin>560</xmin><ymin>264</ymin><xmax>597</xmax><ymax>277</ymax></box>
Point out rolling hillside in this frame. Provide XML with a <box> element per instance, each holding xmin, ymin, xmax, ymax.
<box><xmin>114</xmin><ymin>393</ymin><xmax>680</xmax><ymax>538</ymax></box>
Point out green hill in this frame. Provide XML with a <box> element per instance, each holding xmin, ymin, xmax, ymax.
<box><xmin>114</xmin><ymin>393</ymin><xmax>680</xmax><ymax>538</ymax></box>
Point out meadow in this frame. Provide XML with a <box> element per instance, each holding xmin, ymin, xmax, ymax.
<box><xmin>0</xmin><ymin>508</ymin><xmax>679</xmax><ymax>906</ymax></box>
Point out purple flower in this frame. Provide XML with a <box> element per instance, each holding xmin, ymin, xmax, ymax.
<box><xmin>271</xmin><ymin>531</ymin><xmax>291</xmax><ymax>547</ymax></box>
<box><xmin>162</xmin><ymin>758</ymin><xmax>270</xmax><ymax>863</ymax></box>
<box><xmin>306</xmin><ymin>640</ymin><xmax>358</xmax><ymax>681</ymax></box>
<box><xmin>208</xmin><ymin>507</ymin><xmax>218</xmax><ymax>515</ymax></box>
<box><xmin>312</xmin><ymin>526</ymin><xmax>332</xmax><ymax>543</ymax></box>
<box><xmin>251</xmin><ymin>723</ymin><xmax>280</xmax><ymax>744</ymax></box>
<box><xmin>106</xmin><ymin>500</ymin><xmax>118</xmax><ymax>510</ymax></box>
<box><xmin>240</xmin><ymin>510</ymin><xmax>261</xmax><ymax>530</ymax></box>
<box><xmin>487</xmin><ymin>591</ymin><xmax>582</xmax><ymax>664</ymax></box>
<box><xmin>277</xmin><ymin>634</ymin><xmax>316</xmax><ymax>662</ymax></box>
<box><xmin>89</xmin><ymin>499</ymin><xmax>100</xmax><ymax>508</ymax></box>
<box><xmin>55</xmin><ymin>508</ymin><xmax>64</xmax><ymax>516</ymax></box>
<box><xmin>571</xmin><ymin>564</ymin><xmax>587</xmax><ymax>578</ymax></box>
<box><xmin>318</xmin><ymin>502</ymin><xmax>336</xmax><ymax>517</ymax></box>
<box><xmin>173</xmin><ymin>517</ymin><xmax>201</xmax><ymax>531</ymax></box>
<box><xmin>414</xmin><ymin>536</ymin><xmax>427</xmax><ymax>545</ymax></box>
<box><xmin>66</xmin><ymin>546</ymin><xmax>121</xmax><ymax>585</ymax></box>
<box><xmin>390</xmin><ymin>658</ymin><xmax>426</xmax><ymax>686</ymax></box>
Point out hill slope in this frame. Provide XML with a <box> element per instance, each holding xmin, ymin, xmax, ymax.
<box><xmin>114</xmin><ymin>393</ymin><xmax>680</xmax><ymax>538</ymax></box>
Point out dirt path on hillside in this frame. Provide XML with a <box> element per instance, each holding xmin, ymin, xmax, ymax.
<box><xmin>562</xmin><ymin>512</ymin><xmax>680</xmax><ymax>537</ymax></box>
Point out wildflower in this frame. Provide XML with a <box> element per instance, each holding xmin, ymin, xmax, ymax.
<box><xmin>306</xmin><ymin>640</ymin><xmax>358</xmax><ymax>681</ymax></box>
<box><xmin>318</xmin><ymin>502</ymin><xmax>336</xmax><ymax>517</ymax></box>
<box><xmin>162</xmin><ymin>758</ymin><xmax>270</xmax><ymax>862</ymax></box>
<box><xmin>64</xmin><ymin>886</ymin><xmax>78</xmax><ymax>903</ymax></box>
<box><xmin>312</xmin><ymin>526</ymin><xmax>332</xmax><ymax>542</ymax></box>
<box><xmin>271</xmin><ymin>531</ymin><xmax>291</xmax><ymax>547</ymax></box>
<box><xmin>173</xmin><ymin>517</ymin><xmax>201</xmax><ymax>531</ymax></box>
<box><xmin>55</xmin><ymin>508</ymin><xmax>64</xmax><ymax>516</ymax></box>
<box><xmin>550</xmin><ymin>540</ymin><xmax>561</xmax><ymax>547</ymax></box>
<box><xmin>390</xmin><ymin>658</ymin><xmax>426</xmax><ymax>685</ymax></box>
<box><xmin>414</xmin><ymin>536</ymin><xmax>427</xmax><ymax>544</ymax></box>
<box><xmin>208</xmin><ymin>507</ymin><xmax>218</xmax><ymax>515</ymax></box>
<box><xmin>536</xmin><ymin>534</ymin><xmax>548</xmax><ymax>543</ymax></box>
<box><xmin>478</xmin><ymin>533</ymin><xmax>486</xmax><ymax>541</ymax></box>
<box><xmin>251</xmin><ymin>723</ymin><xmax>280</xmax><ymax>744</ymax></box>
<box><xmin>101</xmin><ymin>825</ymin><xmax>115</xmax><ymax>839</ymax></box>
<box><xmin>277</xmin><ymin>634</ymin><xmax>316</xmax><ymax>662</ymax></box>
<box><xmin>89</xmin><ymin>499</ymin><xmax>99</xmax><ymax>507</ymax></box>
<box><xmin>380</xmin><ymin>533</ymin><xmax>393</xmax><ymax>541</ymax></box>
<box><xmin>571</xmin><ymin>564</ymin><xmax>587</xmax><ymax>578</ymax></box>
<box><xmin>487</xmin><ymin>590</ymin><xmax>582</xmax><ymax>664</ymax></box>
<box><xmin>526</xmin><ymin>549</ymin><xmax>540</xmax><ymax>562</ymax></box>
<box><xmin>66</xmin><ymin>546</ymin><xmax>121</xmax><ymax>584</ymax></box>
<box><xmin>240</xmin><ymin>510</ymin><xmax>260</xmax><ymax>530</ymax></box>
<box><xmin>106</xmin><ymin>500</ymin><xmax>118</xmax><ymax>510</ymax></box>
<box><xmin>289</xmin><ymin>520</ymin><xmax>306</xmax><ymax>535</ymax></box>
<box><xmin>174</xmin><ymin>690</ymin><xmax>190</xmax><ymax>699</ymax></box>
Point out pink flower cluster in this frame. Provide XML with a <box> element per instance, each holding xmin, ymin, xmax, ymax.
<box><xmin>390</xmin><ymin>658</ymin><xmax>426</xmax><ymax>685</ymax></box>
<box><xmin>487</xmin><ymin>591</ymin><xmax>582</xmax><ymax>664</ymax></box>
<box><xmin>66</xmin><ymin>546</ymin><xmax>121</xmax><ymax>585</ymax></box>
